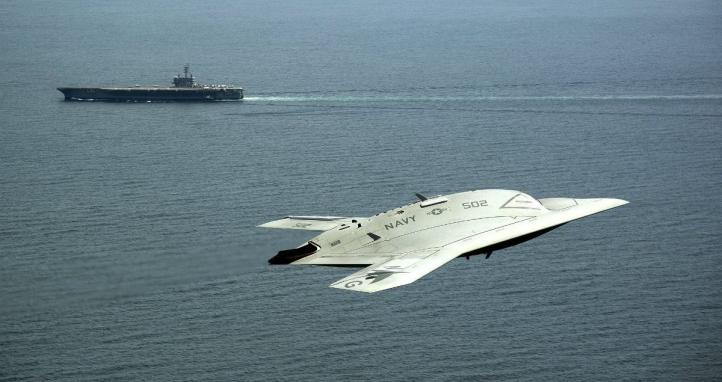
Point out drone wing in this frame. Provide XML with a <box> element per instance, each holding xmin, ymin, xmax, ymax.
<box><xmin>259</xmin><ymin>216</ymin><xmax>352</xmax><ymax>231</ymax></box>
<box><xmin>328</xmin><ymin>247</ymin><xmax>460</xmax><ymax>293</ymax></box>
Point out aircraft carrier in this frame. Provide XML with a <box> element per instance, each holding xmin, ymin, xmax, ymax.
<box><xmin>57</xmin><ymin>65</ymin><xmax>243</xmax><ymax>102</ymax></box>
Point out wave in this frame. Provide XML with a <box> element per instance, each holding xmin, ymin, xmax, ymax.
<box><xmin>244</xmin><ymin>94</ymin><xmax>722</xmax><ymax>102</ymax></box>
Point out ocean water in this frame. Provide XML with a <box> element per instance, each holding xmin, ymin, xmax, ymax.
<box><xmin>1</xmin><ymin>1</ymin><xmax>721</xmax><ymax>380</ymax></box>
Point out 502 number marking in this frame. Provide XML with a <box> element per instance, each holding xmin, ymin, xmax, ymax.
<box><xmin>462</xmin><ymin>200</ymin><xmax>488</xmax><ymax>209</ymax></box>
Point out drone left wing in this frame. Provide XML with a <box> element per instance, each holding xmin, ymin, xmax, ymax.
<box><xmin>259</xmin><ymin>216</ymin><xmax>351</xmax><ymax>231</ymax></box>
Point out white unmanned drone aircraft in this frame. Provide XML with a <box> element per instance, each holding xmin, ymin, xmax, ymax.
<box><xmin>260</xmin><ymin>189</ymin><xmax>627</xmax><ymax>293</ymax></box>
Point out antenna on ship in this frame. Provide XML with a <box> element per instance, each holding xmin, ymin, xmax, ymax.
<box><xmin>184</xmin><ymin>64</ymin><xmax>190</xmax><ymax>78</ymax></box>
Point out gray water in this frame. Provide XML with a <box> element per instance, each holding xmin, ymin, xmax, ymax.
<box><xmin>1</xmin><ymin>1</ymin><xmax>721</xmax><ymax>380</ymax></box>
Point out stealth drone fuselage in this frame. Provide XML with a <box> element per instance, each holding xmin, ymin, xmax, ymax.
<box><xmin>260</xmin><ymin>189</ymin><xmax>627</xmax><ymax>293</ymax></box>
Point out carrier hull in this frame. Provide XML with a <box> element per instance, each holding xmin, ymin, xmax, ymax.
<box><xmin>58</xmin><ymin>87</ymin><xmax>243</xmax><ymax>102</ymax></box>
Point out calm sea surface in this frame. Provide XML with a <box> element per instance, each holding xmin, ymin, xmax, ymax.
<box><xmin>1</xmin><ymin>1</ymin><xmax>721</xmax><ymax>380</ymax></box>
